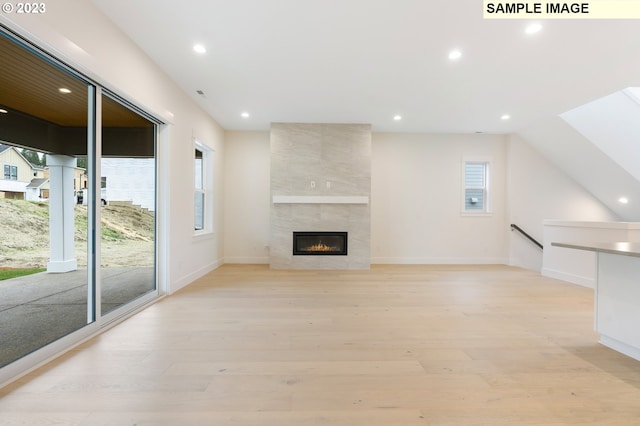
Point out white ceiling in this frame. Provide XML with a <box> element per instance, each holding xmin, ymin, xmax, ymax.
<box><xmin>91</xmin><ymin>0</ymin><xmax>640</xmax><ymax>134</ymax></box>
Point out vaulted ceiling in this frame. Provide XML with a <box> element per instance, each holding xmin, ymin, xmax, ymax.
<box><xmin>90</xmin><ymin>0</ymin><xmax>640</xmax><ymax>134</ymax></box>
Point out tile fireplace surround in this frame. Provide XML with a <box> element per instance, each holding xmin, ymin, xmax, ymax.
<box><xmin>270</xmin><ymin>123</ymin><xmax>371</xmax><ymax>269</ymax></box>
<box><xmin>292</xmin><ymin>231</ymin><xmax>349</xmax><ymax>256</ymax></box>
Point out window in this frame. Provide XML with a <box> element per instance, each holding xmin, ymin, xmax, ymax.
<box><xmin>463</xmin><ymin>161</ymin><xmax>490</xmax><ymax>213</ymax></box>
<box><xmin>194</xmin><ymin>147</ymin><xmax>205</xmax><ymax>231</ymax></box>
<box><xmin>194</xmin><ymin>141</ymin><xmax>212</xmax><ymax>233</ymax></box>
<box><xmin>4</xmin><ymin>165</ymin><xmax>17</xmax><ymax>180</ymax></box>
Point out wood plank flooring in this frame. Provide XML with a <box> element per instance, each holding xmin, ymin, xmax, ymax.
<box><xmin>1</xmin><ymin>264</ymin><xmax>640</xmax><ymax>425</ymax></box>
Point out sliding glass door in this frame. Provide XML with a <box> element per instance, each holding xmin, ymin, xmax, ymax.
<box><xmin>0</xmin><ymin>29</ymin><xmax>159</xmax><ymax>372</ymax></box>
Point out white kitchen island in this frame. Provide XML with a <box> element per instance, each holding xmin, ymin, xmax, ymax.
<box><xmin>552</xmin><ymin>241</ymin><xmax>640</xmax><ymax>361</ymax></box>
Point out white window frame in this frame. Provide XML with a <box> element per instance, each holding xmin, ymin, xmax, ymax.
<box><xmin>461</xmin><ymin>158</ymin><xmax>492</xmax><ymax>216</ymax></box>
<box><xmin>194</xmin><ymin>140</ymin><xmax>214</xmax><ymax>236</ymax></box>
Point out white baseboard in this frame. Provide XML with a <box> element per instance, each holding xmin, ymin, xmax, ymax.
<box><xmin>370</xmin><ymin>257</ymin><xmax>510</xmax><ymax>265</ymax></box>
<box><xmin>170</xmin><ymin>258</ymin><xmax>224</xmax><ymax>293</ymax></box>
<box><xmin>600</xmin><ymin>335</ymin><xmax>640</xmax><ymax>362</ymax></box>
<box><xmin>224</xmin><ymin>257</ymin><xmax>269</xmax><ymax>264</ymax></box>
<box><xmin>541</xmin><ymin>267</ymin><xmax>594</xmax><ymax>288</ymax></box>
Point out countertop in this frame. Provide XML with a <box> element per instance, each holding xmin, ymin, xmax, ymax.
<box><xmin>551</xmin><ymin>242</ymin><xmax>640</xmax><ymax>258</ymax></box>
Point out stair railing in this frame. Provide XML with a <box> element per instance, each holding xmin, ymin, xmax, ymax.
<box><xmin>510</xmin><ymin>224</ymin><xmax>543</xmax><ymax>250</ymax></box>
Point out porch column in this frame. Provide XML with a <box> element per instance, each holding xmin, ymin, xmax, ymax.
<box><xmin>47</xmin><ymin>155</ymin><xmax>78</xmax><ymax>273</ymax></box>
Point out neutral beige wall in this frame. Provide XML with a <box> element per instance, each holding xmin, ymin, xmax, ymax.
<box><xmin>223</xmin><ymin>131</ymin><xmax>271</xmax><ymax>263</ymax></box>
<box><xmin>371</xmin><ymin>133</ymin><xmax>509</xmax><ymax>264</ymax></box>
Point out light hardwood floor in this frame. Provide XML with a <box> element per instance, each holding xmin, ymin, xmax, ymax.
<box><xmin>1</xmin><ymin>264</ymin><xmax>640</xmax><ymax>425</ymax></box>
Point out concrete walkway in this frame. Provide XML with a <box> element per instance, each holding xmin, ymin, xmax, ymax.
<box><xmin>0</xmin><ymin>267</ymin><xmax>154</xmax><ymax>368</ymax></box>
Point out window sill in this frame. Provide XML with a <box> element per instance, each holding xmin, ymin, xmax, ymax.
<box><xmin>193</xmin><ymin>230</ymin><xmax>216</xmax><ymax>241</ymax></box>
<box><xmin>461</xmin><ymin>211</ymin><xmax>493</xmax><ymax>217</ymax></box>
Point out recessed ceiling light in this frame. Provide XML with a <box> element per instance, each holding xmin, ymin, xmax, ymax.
<box><xmin>193</xmin><ymin>44</ymin><xmax>207</xmax><ymax>54</ymax></box>
<box><xmin>393</xmin><ymin>115</ymin><xmax>402</xmax><ymax>121</ymax></box>
<box><xmin>448</xmin><ymin>50</ymin><xmax>462</xmax><ymax>60</ymax></box>
<box><xmin>619</xmin><ymin>197</ymin><xmax>629</xmax><ymax>204</ymax></box>
<box><xmin>501</xmin><ymin>114</ymin><xmax>511</xmax><ymax>120</ymax></box>
<box><xmin>0</xmin><ymin>108</ymin><xmax>7</xmax><ymax>114</ymax></box>
<box><xmin>525</xmin><ymin>23</ymin><xmax>543</xmax><ymax>35</ymax></box>
<box><xmin>241</xmin><ymin>112</ymin><xmax>250</xmax><ymax>118</ymax></box>
<box><xmin>58</xmin><ymin>88</ymin><xmax>72</xmax><ymax>94</ymax></box>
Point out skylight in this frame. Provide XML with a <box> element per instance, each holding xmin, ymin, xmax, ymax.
<box><xmin>561</xmin><ymin>87</ymin><xmax>640</xmax><ymax>185</ymax></box>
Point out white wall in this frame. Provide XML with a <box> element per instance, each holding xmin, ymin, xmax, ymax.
<box><xmin>224</xmin><ymin>131</ymin><xmax>271</xmax><ymax>263</ymax></box>
<box><xmin>371</xmin><ymin>133</ymin><xmax>508</xmax><ymax>264</ymax></box>
<box><xmin>507</xmin><ymin>134</ymin><xmax>618</xmax><ymax>271</ymax></box>
<box><xmin>2</xmin><ymin>0</ymin><xmax>225</xmax><ymax>293</ymax></box>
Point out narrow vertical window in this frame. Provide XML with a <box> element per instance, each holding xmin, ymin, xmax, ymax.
<box><xmin>194</xmin><ymin>141</ymin><xmax>213</xmax><ymax>234</ymax></box>
<box><xmin>194</xmin><ymin>146</ymin><xmax>205</xmax><ymax>231</ymax></box>
<box><xmin>464</xmin><ymin>161</ymin><xmax>490</xmax><ymax>213</ymax></box>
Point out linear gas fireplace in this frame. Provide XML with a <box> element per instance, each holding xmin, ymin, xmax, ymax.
<box><xmin>293</xmin><ymin>232</ymin><xmax>348</xmax><ymax>256</ymax></box>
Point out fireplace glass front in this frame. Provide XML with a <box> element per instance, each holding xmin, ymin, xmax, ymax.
<box><xmin>293</xmin><ymin>232</ymin><xmax>348</xmax><ymax>256</ymax></box>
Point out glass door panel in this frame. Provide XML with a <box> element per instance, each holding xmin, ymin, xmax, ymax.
<box><xmin>100</xmin><ymin>95</ymin><xmax>156</xmax><ymax>315</ymax></box>
<box><xmin>0</xmin><ymin>33</ymin><xmax>92</xmax><ymax>367</ymax></box>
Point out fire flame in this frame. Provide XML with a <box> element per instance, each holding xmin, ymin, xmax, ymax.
<box><xmin>305</xmin><ymin>242</ymin><xmax>338</xmax><ymax>252</ymax></box>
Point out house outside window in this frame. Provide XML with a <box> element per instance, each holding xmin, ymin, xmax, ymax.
<box><xmin>463</xmin><ymin>160</ymin><xmax>490</xmax><ymax>214</ymax></box>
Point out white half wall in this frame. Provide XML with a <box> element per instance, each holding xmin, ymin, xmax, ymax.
<box><xmin>542</xmin><ymin>221</ymin><xmax>640</xmax><ymax>288</ymax></box>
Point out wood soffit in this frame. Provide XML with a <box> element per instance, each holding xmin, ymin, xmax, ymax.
<box><xmin>0</xmin><ymin>34</ymin><xmax>152</xmax><ymax>128</ymax></box>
